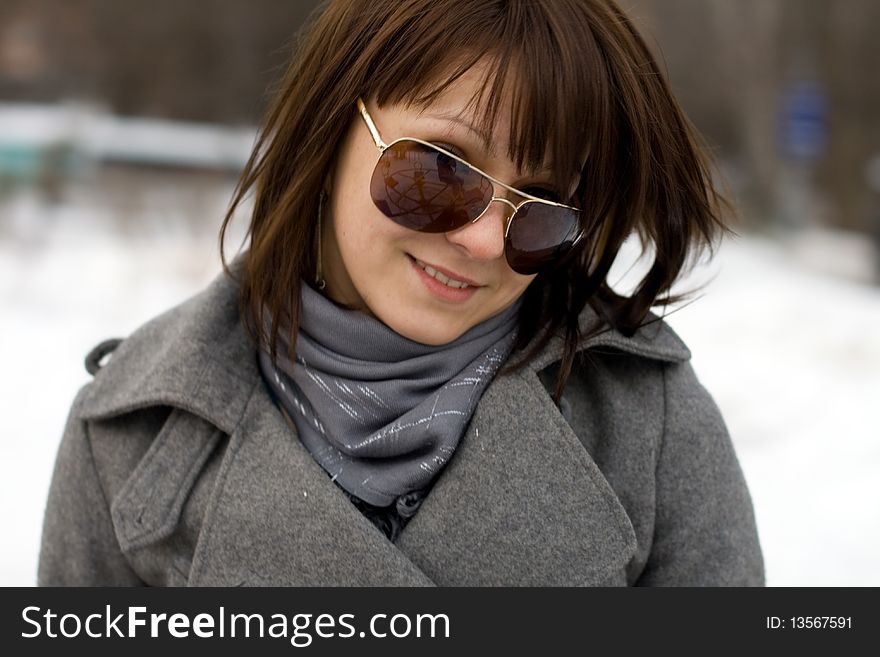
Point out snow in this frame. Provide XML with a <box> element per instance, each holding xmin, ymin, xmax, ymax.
<box><xmin>2</xmin><ymin>181</ymin><xmax>878</xmax><ymax>586</ymax></box>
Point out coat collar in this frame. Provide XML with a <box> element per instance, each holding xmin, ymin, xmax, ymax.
<box><xmin>80</xmin><ymin>268</ymin><xmax>690</xmax><ymax>425</ymax></box>
<box><xmin>80</xmin><ymin>268</ymin><xmax>690</xmax><ymax>585</ymax></box>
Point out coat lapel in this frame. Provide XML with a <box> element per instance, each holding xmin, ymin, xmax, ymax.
<box><xmin>187</xmin><ymin>383</ymin><xmax>434</xmax><ymax>586</ymax></box>
<box><xmin>395</xmin><ymin>366</ymin><xmax>637</xmax><ymax>586</ymax></box>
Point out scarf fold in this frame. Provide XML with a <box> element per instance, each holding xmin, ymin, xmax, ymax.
<box><xmin>259</xmin><ymin>283</ymin><xmax>521</xmax><ymax>508</ymax></box>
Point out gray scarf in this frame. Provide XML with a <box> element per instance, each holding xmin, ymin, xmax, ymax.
<box><xmin>259</xmin><ymin>283</ymin><xmax>521</xmax><ymax>510</ymax></box>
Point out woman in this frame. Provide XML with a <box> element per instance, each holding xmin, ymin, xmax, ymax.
<box><xmin>39</xmin><ymin>0</ymin><xmax>764</xmax><ymax>586</ymax></box>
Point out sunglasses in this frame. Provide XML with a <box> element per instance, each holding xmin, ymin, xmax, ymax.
<box><xmin>356</xmin><ymin>98</ymin><xmax>583</xmax><ymax>275</ymax></box>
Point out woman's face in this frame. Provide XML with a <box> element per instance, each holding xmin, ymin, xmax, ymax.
<box><xmin>322</xmin><ymin>65</ymin><xmax>555</xmax><ymax>345</ymax></box>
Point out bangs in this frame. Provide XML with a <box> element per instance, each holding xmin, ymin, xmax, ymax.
<box><xmin>361</xmin><ymin>0</ymin><xmax>607</xmax><ymax>199</ymax></box>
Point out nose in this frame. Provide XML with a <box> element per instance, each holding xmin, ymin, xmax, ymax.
<box><xmin>444</xmin><ymin>197</ymin><xmax>514</xmax><ymax>262</ymax></box>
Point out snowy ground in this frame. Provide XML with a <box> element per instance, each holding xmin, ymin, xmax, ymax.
<box><xmin>2</xmin><ymin>179</ymin><xmax>878</xmax><ymax>586</ymax></box>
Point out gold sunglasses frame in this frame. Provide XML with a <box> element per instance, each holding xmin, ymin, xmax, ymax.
<box><xmin>356</xmin><ymin>98</ymin><xmax>583</xmax><ymax>247</ymax></box>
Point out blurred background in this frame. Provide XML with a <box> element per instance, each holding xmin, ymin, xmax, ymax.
<box><xmin>1</xmin><ymin>0</ymin><xmax>878</xmax><ymax>586</ymax></box>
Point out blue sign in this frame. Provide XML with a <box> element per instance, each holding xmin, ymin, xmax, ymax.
<box><xmin>781</xmin><ymin>81</ymin><xmax>827</xmax><ymax>161</ymax></box>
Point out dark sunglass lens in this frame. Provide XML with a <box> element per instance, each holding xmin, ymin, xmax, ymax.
<box><xmin>370</xmin><ymin>141</ymin><xmax>492</xmax><ymax>233</ymax></box>
<box><xmin>505</xmin><ymin>203</ymin><xmax>581</xmax><ymax>275</ymax></box>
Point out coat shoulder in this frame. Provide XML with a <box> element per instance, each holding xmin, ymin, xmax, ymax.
<box><xmin>76</xmin><ymin>266</ymin><xmax>258</xmax><ymax>434</ymax></box>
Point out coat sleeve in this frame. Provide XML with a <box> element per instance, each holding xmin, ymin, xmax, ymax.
<box><xmin>636</xmin><ymin>360</ymin><xmax>765</xmax><ymax>586</ymax></box>
<box><xmin>38</xmin><ymin>385</ymin><xmax>143</xmax><ymax>586</ymax></box>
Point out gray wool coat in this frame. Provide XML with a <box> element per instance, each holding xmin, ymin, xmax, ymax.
<box><xmin>38</xmin><ymin>268</ymin><xmax>764</xmax><ymax>587</ymax></box>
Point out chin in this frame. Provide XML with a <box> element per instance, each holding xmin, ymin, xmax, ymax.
<box><xmin>383</xmin><ymin>314</ymin><xmax>468</xmax><ymax>346</ymax></box>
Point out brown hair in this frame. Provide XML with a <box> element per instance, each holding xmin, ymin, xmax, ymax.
<box><xmin>219</xmin><ymin>0</ymin><xmax>732</xmax><ymax>402</ymax></box>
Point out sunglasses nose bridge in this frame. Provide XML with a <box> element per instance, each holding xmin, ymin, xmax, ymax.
<box><xmin>458</xmin><ymin>196</ymin><xmax>516</xmax><ymax>258</ymax></box>
<box><xmin>471</xmin><ymin>196</ymin><xmax>517</xmax><ymax>224</ymax></box>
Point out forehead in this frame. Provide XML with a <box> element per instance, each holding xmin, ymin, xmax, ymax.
<box><xmin>412</xmin><ymin>64</ymin><xmax>511</xmax><ymax>152</ymax></box>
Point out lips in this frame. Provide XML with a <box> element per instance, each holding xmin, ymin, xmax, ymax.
<box><xmin>412</xmin><ymin>257</ymin><xmax>481</xmax><ymax>289</ymax></box>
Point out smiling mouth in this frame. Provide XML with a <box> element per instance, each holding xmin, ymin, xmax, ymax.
<box><xmin>412</xmin><ymin>258</ymin><xmax>475</xmax><ymax>289</ymax></box>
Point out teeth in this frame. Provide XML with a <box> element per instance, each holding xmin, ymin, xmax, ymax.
<box><xmin>415</xmin><ymin>259</ymin><xmax>470</xmax><ymax>289</ymax></box>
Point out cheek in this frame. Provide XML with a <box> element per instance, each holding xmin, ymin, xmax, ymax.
<box><xmin>502</xmin><ymin>273</ymin><xmax>536</xmax><ymax>306</ymax></box>
<box><xmin>334</xmin><ymin>196</ymin><xmax>405</xmax><ymax>259</ymax></box>
<box><xmin>331</xmin><ymin>161</ymin><xmax>386</xmax><ymax>254</ymax></box>
<box><xmin>328</xmin><ymin>123</ymin><xmax>379</xmax><ymax>234</ymax></box>
<box><xmin>332</xmin><ymin>164</ymin><xmax>415</xmax><ymax>263</ymax></box>
<box><xmin>329</xmin><ymin>182</ymin><xmax>416</xmax><ymax>303</ymax></box>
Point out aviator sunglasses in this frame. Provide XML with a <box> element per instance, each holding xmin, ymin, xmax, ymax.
<box><xmin>357</xmin><ymin>98</ymin><xmax>584</xmax><ymax>275</ymax></box>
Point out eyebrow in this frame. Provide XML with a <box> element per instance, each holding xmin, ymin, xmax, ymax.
<box><xmin>422</xmin><ymin>111</ymin><xmax>496</xmax><ymax>155</ymax></box>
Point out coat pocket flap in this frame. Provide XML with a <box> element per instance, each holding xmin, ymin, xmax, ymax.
<box><xmin>110</xmin><ymin>409</ymin><xmax>221</xmax><ymax>553</ymax></box>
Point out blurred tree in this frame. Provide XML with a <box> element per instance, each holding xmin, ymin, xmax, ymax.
<box><xmin>0</xmin><ymin>0</ymin><xmax>322</xmax><ymax>122</ymax></box>
<box><xmin>818</xmin><ymin>0</ymin><xmax>880</xmax><ymax>232</ymax></box>
<box><xmin>633</xmin><ymin>0</ymin><xmax>880</xmax><ymax>232</ymax></box>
